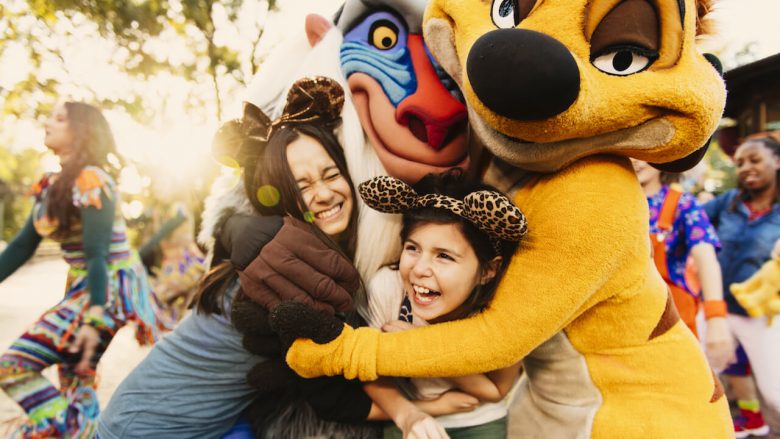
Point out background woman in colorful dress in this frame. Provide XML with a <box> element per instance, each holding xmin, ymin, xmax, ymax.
<box><xmin>0</xmin><ymin>102</ymin><xmax>161</xmax><ymax>438</ymax></box>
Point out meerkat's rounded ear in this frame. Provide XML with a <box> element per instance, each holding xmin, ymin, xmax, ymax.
<box><xmin>703</xmin><ymin>53</ymin><xmax>723</xmax><ymax>76</ymax></box>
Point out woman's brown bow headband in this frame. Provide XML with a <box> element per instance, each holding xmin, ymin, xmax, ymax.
<box><xmin>212</xmin><ymin>76</ymin><xmax>345</xmax><ymax>167</ymax></box>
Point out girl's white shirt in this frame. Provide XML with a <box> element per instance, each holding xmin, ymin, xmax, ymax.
<box><xmin>359</xmin><ymin>266</ymin><xmax>515</xmax><ymax>429</ymax></box>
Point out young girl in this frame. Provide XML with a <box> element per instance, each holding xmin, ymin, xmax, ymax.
<box><xmin>0</xmin><ymin>102</ymin><xmax>160</xmax><ymax>438</ymax></box>
<box><xmin>358</xmin><ymin>171</ymin><xmax>527</xmax><ymax>439</ymax></box>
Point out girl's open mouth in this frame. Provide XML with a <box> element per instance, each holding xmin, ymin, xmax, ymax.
<box><xmin>412</xmin><ymin>284</ymin><xmax>441</xmax><ymax>304</ymax></box>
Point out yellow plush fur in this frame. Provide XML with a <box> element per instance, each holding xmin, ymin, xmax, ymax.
<box><xmin>286</xmin><ymin>1</ymin><xmax>732</xmax><ymax>436</ymax></box>
<box><xmin>423</xmin><ymin>0</ymin><xmax>726</xmax><ymax>172</ymax></box>
<box><xmin>731</xmin><ymin>257</ymin><xmax>780</xmax><ymax>323</ymax></box>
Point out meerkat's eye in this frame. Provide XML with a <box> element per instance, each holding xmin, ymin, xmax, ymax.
<box><xmin>589</xmin><ymin>0</ymin><xmax>660</xmax><ymax>76</ymax></box>
<box><xmin>592</xmin><ymin>46</ymin><xmax>658</xmax><ymax>76</ymax></box>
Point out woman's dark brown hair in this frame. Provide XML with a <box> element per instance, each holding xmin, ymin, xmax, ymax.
<box><xmin>246</xmin><ymin>124</ymin><xmax>359</xmax><ymax>257</ymax></box>
<box><xmin>47</xmin><ymin>102</ymin><xmax>122</xmax><ymax>236</ymax></box>
<box><xmin>196</xmin><ymin>123</ymin><xmax>359</xmax><ymax>315</ymax></box>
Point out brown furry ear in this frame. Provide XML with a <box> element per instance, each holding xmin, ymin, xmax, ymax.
<box><xmin>696</xmin><ymin>0</ymin><xmax>716</xmax><ymax>36</ymax></box>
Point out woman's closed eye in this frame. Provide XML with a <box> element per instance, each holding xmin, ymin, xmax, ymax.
<box><xmin>323</xmin><ymin>170</ymin><xmax>341</xmax><ymax>181</ymax></box>
<box><xmin>298</xmin><ymin>169</ymin><xmax>342</xmax><ymax>193</ymax></box>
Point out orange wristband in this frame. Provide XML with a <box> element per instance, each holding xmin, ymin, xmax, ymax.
<box><xmin>703</xmin><ymin>300</ymin><xmax>727</xmax><ymax>320</ymax></box>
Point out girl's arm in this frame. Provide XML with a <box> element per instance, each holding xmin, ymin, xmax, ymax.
<box><xmin>365</xmin><ymin>378</ymin><xmax>421</xmax><ymax>423</ymax></box>
<box><xmin>685</xmin><ymin>195</ymin><xmax>734</xmax><ymax>370</ymax></box>
<box><xmin>691</xmin><ymin>242</ymin><xmax>734</xmax><ymax>371</ymax></box>
<box><xmin>380</xmin><ymin>320</ymin><xmax>522</xmax><ymax>402</ymax></box>
<box><xmin>381</xmin><ymin>319</ymin><xmax>521</xmax><ymax>403</ymax></box>
<box><xmin>365</xmin><ymin>379</ymin><xmax>463</xmax><ymax>439</ymax></box>
<box><xmin>447</xmin><ymin>360</ymin><xmax>522</xmax><ymax>402</ymax></box>
<box><xmin>365</xmin><ymin>379</ymin><xmax>479</xmax><ymax>420</ymax></box>
<box><xmin>0</xmin><ymin>215</ymin><xmax>42</xmax><ymax>282</ymax></box>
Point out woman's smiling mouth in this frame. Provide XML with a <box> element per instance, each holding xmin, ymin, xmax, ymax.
<box><xmin>315</xmin><ymin>203</ymin><xmax>343</xmax><ymax>221</ymax></box>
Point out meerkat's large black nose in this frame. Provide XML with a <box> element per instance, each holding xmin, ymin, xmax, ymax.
<box><xmin>466</xmin><ymin>29</ymin><xmax>580</xmax><ymax>121</ymax></box>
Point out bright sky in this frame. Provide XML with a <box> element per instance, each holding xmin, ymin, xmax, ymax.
<box><xmin>700</xmin><ymin>0</ymin><xmax>780</xmax><ymax>67</ymax></box>
<box><xmin>2</xmin><ymin>0</ymin><xmax>778</xmax><ymax>208</ymax></box>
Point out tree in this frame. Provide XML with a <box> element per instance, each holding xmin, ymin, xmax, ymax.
<box><xmin>0</xmin><ymin>0</ymin><xmax>281</xmax><ymax>240</ymax></box>
<box><xmin>1</xmin><ymin>0</ymin><xmax>277</xmax><ymax>122</ymax></box>
<box><xmin>0</xmin><ymin>147</ymin><xmax>42</xmax><ymax>241</ymax></box>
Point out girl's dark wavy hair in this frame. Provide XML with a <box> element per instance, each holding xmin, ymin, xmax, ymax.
<box><xmin>398</xmin><ymin>169</ymin><xmax>519</xmax><ymax>321</ymax></box>
<box><xmin>196</xmin><ymin>123</ymin><xmax>360</xmax><ymax>315</ymax></box>
<box><xmin>47</xmin><ymin>102</ymin><xmax>123</xmax><ymax>236</ymax></box>
<box><xmin>729</xmin><ymin>135</ymin><xmax>780</xmax><ymax>212</ymax></box>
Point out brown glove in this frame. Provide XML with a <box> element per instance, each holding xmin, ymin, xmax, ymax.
<box><xmin>238</xmin><ymin>217</ymin><xmax>360</xmax><ymax>315</ymax></box>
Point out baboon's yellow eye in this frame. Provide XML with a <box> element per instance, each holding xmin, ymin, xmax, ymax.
<box><xmin>369</xmin><ymin>20</ymin><xmax>399</xmax><ymax>50</ymax></box>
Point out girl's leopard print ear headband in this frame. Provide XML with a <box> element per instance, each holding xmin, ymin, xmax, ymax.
<box><xmin>358</xmin><ymin>176</ymin><xmax>528</xmax><ymax>248</ymax></box>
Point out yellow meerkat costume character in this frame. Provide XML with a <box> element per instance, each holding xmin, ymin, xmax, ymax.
<box><xmin>280</xmin><ymin>0</ymin><xmax>732</xmax><ymax>436</ymax></box>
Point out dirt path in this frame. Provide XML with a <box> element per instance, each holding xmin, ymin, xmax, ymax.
<box><xmin>0</xmin><ymin>257</ymin><xmax>151</xmax><ymax>424</ymax></box>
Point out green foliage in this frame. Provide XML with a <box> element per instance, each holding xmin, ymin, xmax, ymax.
<box><xmin>2</xmin><ymin>0</ymin><xmax>277</xmax><ymax>121</ymax></box>
<box><xmin>700</xmin><ymin>140</ymin><xmax>738</xmax><ymax>195</ymax></box>
<box><xmin>0</xmin><ymin>148</ymin><xmax>41</xmax><ymax>241</ymax></box>
<box><xmin>0</xmin><ymin>0</ymin><xmax>279</xmax><ymax>239</ymax></box>
<box><xmin>30</xmin><ymin>0</ymin><xmax>166</xmax><ymax>39</ymax></box>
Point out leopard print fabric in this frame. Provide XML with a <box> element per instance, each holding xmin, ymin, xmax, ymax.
<box><xmin>463</xmin><ymin>190</ymin><xmax>528</xmax><ymax>241</ymax></box>
<box><xmin>358</xmin><ymin>176</ymin><xmax>528</xmax><ymax>243</ymax></box>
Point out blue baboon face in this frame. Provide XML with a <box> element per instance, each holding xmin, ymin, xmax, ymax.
<box><xmin>335</xmin><ymin>3</ymin><xmax>470</xmax><ymax>184</ymax></box>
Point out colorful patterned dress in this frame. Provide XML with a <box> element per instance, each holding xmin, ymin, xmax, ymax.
<box><xmin>0</xmin><ymin>166</ymin><xmax>160</xmax><ymax>438</ymax></box>
<box><xmin>646</xmin><ymin>184</ymin><xmax>720</xmax><ymax>336</ymax></box>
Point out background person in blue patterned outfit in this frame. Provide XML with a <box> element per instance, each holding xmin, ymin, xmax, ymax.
<box><xmin>0</xmin><ymin>102</ymin><xmax>161</xmax><ymax>438</ymax></box>
<box><xmin>631</xmin><ymin>158</ymin><xmax>734</xmax><ymax>371</ymax></box>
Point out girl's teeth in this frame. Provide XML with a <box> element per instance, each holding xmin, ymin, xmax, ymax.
<box><xmin>413</xmin><ymin>285</ymin><xmax>430</xmax><ymax>294</ymax></box>
<box><xmin>416</xmin><ymin>292</ymin><xmax>434</xmax><ymax>304</ymax></box>
<box><xmin>316</xmin><ymin>204</ymin><xmax>341</xmax><ymax>220</ymax></box>
<box><xmin>412</xmin><ymin>284</ymin><xmax>439</xmax><ymax>305</ymax></box>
